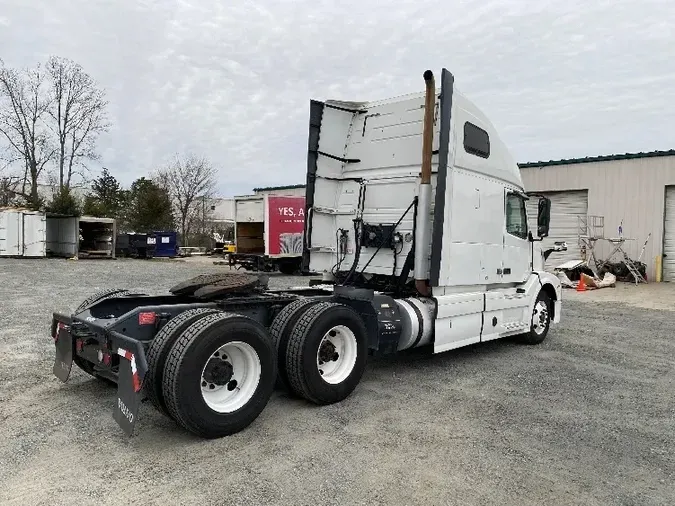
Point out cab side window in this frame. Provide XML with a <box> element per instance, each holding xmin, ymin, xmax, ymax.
<box><xmin>506</xmin><ymin>193</ymin><xmax>528</xmax><ymax>239</ymax></box>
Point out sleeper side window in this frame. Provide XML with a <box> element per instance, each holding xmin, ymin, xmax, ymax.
<box><xmin>506</xmin><ymin>193</ymin><xmax>528</xmax><ymax>239</ymax></box>
<box><xmin>464</xmin><ymin>122</ymin><xmax>490</xmax><ymax>158</ymax></box>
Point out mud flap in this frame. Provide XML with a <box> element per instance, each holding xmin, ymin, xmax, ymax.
<box><xmin>53</xmin><ymin>323</ymin><xmax>73</xmax><ymax>382</ymax></box>
<box><xmin>112</xmin><ymin>341</ymin><xmax>147</xmax><ymax>437</ymax></box>
<box><xmin>113</xmin><ymin>356</ymin><xmax>141</xmax><ymax>437</ymax></box>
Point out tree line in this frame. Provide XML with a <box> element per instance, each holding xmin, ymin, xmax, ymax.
<box><xmin>0</xmin><ymin>56</ymin><xmax>219</xmax><ymax>244</ymax></box>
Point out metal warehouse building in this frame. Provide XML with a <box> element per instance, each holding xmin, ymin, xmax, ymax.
<box><xmin>520</xmin><ymin>150</ymin><xmax>675</xmax><ymax>282</ymax></box>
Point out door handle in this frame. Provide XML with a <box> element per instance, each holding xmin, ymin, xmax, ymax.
<box><xmin>497</xmin><ymin>268</ymin><xmax>502</xmax><ymax>275</ymax></box>
<box><xmin>503</xmin><ymin>267</ymin><xmax>511</xmax><ymax>275</ymax></box>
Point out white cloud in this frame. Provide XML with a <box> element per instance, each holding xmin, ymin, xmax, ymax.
<box><xmin>1</xmin><ymin>0</ymin><xmax>674</xmax><ymax>195</ymax></box>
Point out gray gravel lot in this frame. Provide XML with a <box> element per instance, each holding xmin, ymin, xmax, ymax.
<box><xmin>0</xmin><ymin>258</ymin><xmax>674</xmax><ymax>505</ymax></box>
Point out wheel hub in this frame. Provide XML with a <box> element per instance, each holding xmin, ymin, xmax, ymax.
<box><xmin>532</xmin><ymin>301</ymin><xmax>549</xmax><ymax>335</ymax></box>
<box><xmin>202</xmin><ymin>357</ymin><xmax>234</xmax><ymax>386</ymax></box>
<box><xmin>199</xmin><ymin>341</ymin><xmax>262</xmax><ymax>414</ymax></box>
<box><xmin>318</xmin><ymin>339</ymin><xmax>339</xmax><ymax>365</ymax></box>
<box><xmin>315</xmin><ymin>325</ymin><xmax>358</xmax><ymax>385</ymax></box>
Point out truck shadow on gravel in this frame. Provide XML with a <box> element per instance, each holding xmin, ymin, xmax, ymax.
<box><xmin>366</xmin><ymin>337</ymin><xmax>522</xmax><ymax>371</ymax></box>
<box><xmin>53</xmin><ymin>336</ymin><xmax>531</xmax><ymax>444</ymax></box>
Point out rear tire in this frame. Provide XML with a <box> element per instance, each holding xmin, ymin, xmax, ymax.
<box><xmin>516</xmin><ymin>291</ymin><xmax>552</xmax><ymax>345</ymax></box>
<box><xmin>75</xmin><ymin>288</ymin><xmax>130</xmax><ymax>312</ymax></box>
<box><xmin>144</xmin><ymin>307</ymin><xmax>221</xmax><ymax>418</ymax></box>
<box><xmin>162</xmin><ymin>312</ymin><xmax>276</xmax><ymax>438</ymax></box>
<box><xmin>285</xmin><ymin>302</ymin><xmax>368</xmax><ymax>405</ymax></box>
<box><xmin>269</xmin><ymin>298</ymin><xmax>316</xmax><ymax>391</ymax></box>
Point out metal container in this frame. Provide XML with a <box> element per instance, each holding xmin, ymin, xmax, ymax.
<box><xmin>0</xmin><ymin>209</ymin><xmax>47</xmax><ymax>257</ymax></box>
<box><xmin>153</xmin><ymin>231</ymin><xmax>178</xmax><ymax>257</ymax></box>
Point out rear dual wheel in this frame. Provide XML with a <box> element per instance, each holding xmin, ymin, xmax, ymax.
<box><xmin>156</xmin><ymin>311</ymin><xmax>276</xmax><ymax>438</ymax></box>
<box><xmin>144</xmin><ymin>307</ymin><xmax>221</xmax><ymax>417</ymax></box>
<box><xmin>75</xmin><ymin>288</ymin><xmax>130</xmax><ymax>313</ymax></box>
<box><xmin>278</xmin><ymin>301</ymin><xmax>368</xmax><ymax>405</ymax></box>
<box><xmin>269</xmin><ymin>298</ymin><xmax>317</xmax><ymax>391</ymax></box>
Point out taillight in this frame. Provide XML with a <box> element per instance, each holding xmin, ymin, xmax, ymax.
<box><xmin>138</xmin><ymin>312</ymin><xmax>156</xmax><ymax>325</ymax></box>
<box><xmin>98</xmin><ymin>350</ymin><xmax>112</xmax><ymax>365</ymax></box>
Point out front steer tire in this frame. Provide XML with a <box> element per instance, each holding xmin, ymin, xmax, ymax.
<box><xmin>285</xmin><ymin>302</ymin><xmax>368</xmax><ymax>405</ymax></box>
<box><xmin>516</xmin><ymin>290</ymin><xmax>552</xmax><ymax>345</ymax></box>
<box><xmin>162</xmin><ymin>312</ymin><xmax>276</xmax><ymax>438</ymax></box>
<box><xmin>144</xmin><ymin>307</ymin><xmax>221</xmax><ymax>418</ymax></box>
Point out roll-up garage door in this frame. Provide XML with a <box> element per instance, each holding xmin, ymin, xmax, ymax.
<box><xmin>663</xmin><ymin>186</ymin><xmax>675</xmax><ymax>282</ymax></box>
<box><xmin>526</xmin><ymin>190</ymin><xmax>589</xmax><ymax>271</ymax></box>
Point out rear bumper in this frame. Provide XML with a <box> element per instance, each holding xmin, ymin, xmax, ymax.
<box><xmin>51</xmin><ymin>312</ymin><xmax>148</xmax><ymax>437</ymax></box>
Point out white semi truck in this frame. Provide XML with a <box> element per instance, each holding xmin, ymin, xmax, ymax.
<box><xmin>51</xmin><ymin>68</ymin><xmax>566</xmax><ymax>438</ymax></box>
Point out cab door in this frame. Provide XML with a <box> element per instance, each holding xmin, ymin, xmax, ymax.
<box><xmin>502</xmin><ymin>191</ymin><xmax>531</xmax><ymax>284</ymax></box>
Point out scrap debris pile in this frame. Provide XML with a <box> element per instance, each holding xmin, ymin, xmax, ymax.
<box><xmin>554</xmin><ymin>260</ymin><xmax>617</xmax><ymax>291</ymax></box>
<box><xmin>597</xmin><ymin>261</ymin><xmax>647</xmax><ymax>283</ymax></box>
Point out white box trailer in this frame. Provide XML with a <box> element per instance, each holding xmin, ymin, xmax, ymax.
<box><xmin>229</xmin><ymin>193</ymin><xmax>306</xmax><ymax>274</ymax></box>
<box><xmin>0</xmin><ymin>210</ymin><xmax>116</xmax><ymax>259</ymax></box>
<box><xmin>76</xmin><ymin>216</ymin><xmax>116</xmax><ymax>259</ymax></box>
<box><xmin>0</xmin><ymin>209</ymin><xmax>47</xmax><ymax>257</ymax></box>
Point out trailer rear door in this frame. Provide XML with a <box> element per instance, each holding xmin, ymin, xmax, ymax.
<box><xmin>264</xmin><ymin>195</ymin><xmax>305</xmax><ymax>257</ymax></box>
<box><xmin>22</xmin><ymin>212</ymin><xmax>46</xmax><ymax>257</ymax></box>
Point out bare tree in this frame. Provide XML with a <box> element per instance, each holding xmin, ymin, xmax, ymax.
<box><xmin>156</xmin><ymin>154</ymin><xmax>218</xmax><ymax>243</ymax></box>
<box><xmin>0</xmin><ymin>60</ymin><xmax>54</xmax><ymax>208</ymax></box>
<box><xmin>46</xmin><ymin>56</ymin><xmax>109</xmax><ymax>190</ymax></box>
<box><xmin>0</xmin><ymin>175</ymin><xmax>21</xmax><ymax>207</ymax></box>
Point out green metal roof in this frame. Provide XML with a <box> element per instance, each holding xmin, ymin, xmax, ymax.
<box><xmin>253</xmin><ymin>184</ymin><xmax>305</xmax><ymax>192</ymax></box>
<box><xmin>518</xmin><ymin>149</ymin><xmax>675</xmax><ymax>169</ymax></box>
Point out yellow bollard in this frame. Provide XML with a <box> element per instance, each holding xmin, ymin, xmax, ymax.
<box><xmin>655</xmin><ymin>255</ymin><xmax>662</xmax><ymax>282</ymax></box>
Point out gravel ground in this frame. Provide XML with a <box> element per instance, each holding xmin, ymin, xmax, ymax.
<box><xmin>0</xmin><ymin>258</ymin><xmax>674</xmax><ymax>505</ymax></box>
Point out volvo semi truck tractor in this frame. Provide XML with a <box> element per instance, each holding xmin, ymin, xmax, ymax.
<box><xmin>50</xmin><ymin>68</ymin><xmax>566</xmax><ymax>438</ymax></box>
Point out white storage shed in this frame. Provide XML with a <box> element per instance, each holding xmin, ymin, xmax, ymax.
<box><xmin>0</xmin><ymin>209</ymin><xmax>46</xmax><ymax>257</ymax></box>
<box><xmin>0</xmin><ymin>209</ymin><xmax>116</xmax><ymax>259</ymax></box>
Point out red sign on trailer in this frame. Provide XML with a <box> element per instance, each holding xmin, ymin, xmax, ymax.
<box><xmin>265</xmin><ymin>195</ymin><xmax>306</xmax><ymax>256</ymax></box>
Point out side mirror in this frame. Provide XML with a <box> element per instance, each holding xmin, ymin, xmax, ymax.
<box><xmin>537</xmin><ymin>196</ymin><xmax>551</xmax><ymax>237</ymax></box>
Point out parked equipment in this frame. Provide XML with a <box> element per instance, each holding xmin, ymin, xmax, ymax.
<box><xmin>212</xmin><ymin>232</ymin><xmax>235</xmax><ymax>255</ymax></box>
<box><xmin>228</xmin><ymin>194</ymin><xmax>305</xmax><ymax>274</ymax></box>
<box><xmin>51</xmin><ymin>68</ymin><xmax>565</xmax><ymax>439</ymax></box>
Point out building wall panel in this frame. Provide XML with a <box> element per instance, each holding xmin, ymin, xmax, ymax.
<box><xmin>521</xmin><ymin>155</ymin><xmax>675</xmax><ymax>280</ymax></box>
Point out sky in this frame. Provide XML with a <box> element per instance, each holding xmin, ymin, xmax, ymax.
<box><xmin>1</xmin><ymin>0</ymin><xmax>674</xmax><ymax>197</ymax></box>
